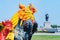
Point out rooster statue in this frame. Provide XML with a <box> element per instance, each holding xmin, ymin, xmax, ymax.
<box><xmin>0</xmin><ymin>4</ymin><xmax>38</xmax><ymax>40</ymax></box>
<box><xmin>0</xmin><ymin>20</ymin><xmax>12</xmax><ymax>40</ymax></box>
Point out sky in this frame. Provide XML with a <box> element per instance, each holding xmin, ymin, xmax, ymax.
<box><xmin>0</xmin><ymin>0</ymin><xmax>60</xmax><ymax>28</ymax></box>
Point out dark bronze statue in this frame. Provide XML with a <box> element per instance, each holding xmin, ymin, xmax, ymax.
<box><xmin>45</xmin><ymin>14</ymin><xmax>49</xmax><ymax>21</ymax></box>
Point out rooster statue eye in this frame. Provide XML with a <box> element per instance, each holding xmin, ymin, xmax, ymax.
<box><xmin>23</xmin><ymin>9</ymin><xmax>25</xmax><ymax>12</ymax></box>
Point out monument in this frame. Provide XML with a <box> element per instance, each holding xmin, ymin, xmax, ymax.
<box><xmin>44</xmin><ymin>14</ymin><xmax>52</xmax><ymax>28</ymax></box>
<box><xmin>42</xmin><ymin>14</ymin><xmax>58</xmax><ymax>33</ymax></box>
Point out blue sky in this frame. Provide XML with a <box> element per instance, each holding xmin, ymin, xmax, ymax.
<box><xmin>0</xmin><ymin>0</ymin><xmax>60</xmax><ymax>28</ymax></box>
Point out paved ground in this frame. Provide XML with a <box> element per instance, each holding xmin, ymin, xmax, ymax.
<box><xmin>33</xmin><ymin>32</ymin><xmax>60</xmax><ymax>35</ymax></box>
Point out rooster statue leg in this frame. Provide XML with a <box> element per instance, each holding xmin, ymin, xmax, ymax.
<box><xmin>23</xmin><ymin>20</ymin><xmax>38</xmax><ymax>40</ymax></box>
<box><xmin>23</xmin><ymin>20</ymin><xmax>33</xmax><ymax>40</ymax></box>
<box><xmin>14</xmin><ymin>19</ymin><xmax>24</xmax><ymax>40</ymax></box>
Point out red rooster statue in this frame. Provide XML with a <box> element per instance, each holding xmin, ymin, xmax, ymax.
<box><xmin>0</xmin><ymin>20</ymin><xmax>12</xmax><ymax>40</ymax></box>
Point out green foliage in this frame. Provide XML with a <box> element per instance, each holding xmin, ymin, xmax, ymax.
<box><xmin>0</xmin><ymin>24</ymin><xmax>4</xmax><ymax>32</ymax></box>
<box><xmin>51</xmin><ymin>25</ymin><xmax>60</xmax><ymax>28</ymax></box>
<box><xmin>51</xmin><ymin>25</ymin><xmax>57</xmax><ymax>28</ymax></box>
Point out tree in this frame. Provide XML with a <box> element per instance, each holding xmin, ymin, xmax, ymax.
<box><xmin>51</xmin><ymin>25</ymin><xmax>57</xmax><ymax>28</ymax></box>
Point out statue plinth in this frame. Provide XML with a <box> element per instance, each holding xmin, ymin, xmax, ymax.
<box><xmin>44</xmin><ymin>21</ymin><xmax>52</xmax><ymax>28</ymax></box>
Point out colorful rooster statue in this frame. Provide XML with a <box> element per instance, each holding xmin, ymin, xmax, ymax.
<box><xmin>0</xmin><ymin>20</ymin><xmax>12</xmax><ymax>40</ymax></box>
<box><xmin>10</xmin><ymin>4</ymin><xmax>36</xmax><ymax>28</ymax></box>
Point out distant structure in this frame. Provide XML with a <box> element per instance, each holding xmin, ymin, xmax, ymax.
<box><xmin>45</xmin><ymin>14</ymin><xmax>49</xmax><ymax>21</ymax></box>
<box><xmin>44</xmin><ymin>14</ymin><xmax>52</xmax><ymax>28</ymax></box>
<box><xmin>38</xmin><ymin>14</ymin><xmax>58</xmax><ymax>33</ymax></box>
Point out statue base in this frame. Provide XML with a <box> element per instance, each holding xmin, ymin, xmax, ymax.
<box><xmin>44</xmin><ymin>21</ymin><xmax>52</xmax><ymax>28</ymax></box>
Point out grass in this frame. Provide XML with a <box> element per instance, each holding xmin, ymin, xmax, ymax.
<box><xmin>31</xmin><ymin>35</ymin><xmax>60</xmax><ymax>40</ymax></box>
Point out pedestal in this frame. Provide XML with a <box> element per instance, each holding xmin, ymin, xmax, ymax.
<box><xmin>44</xmin><ymin>21</ymin><xmax>52</xmax><ymax>28</ymax></box>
